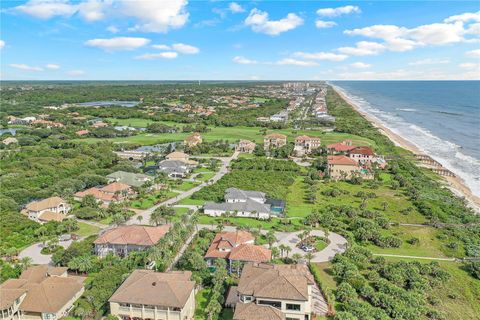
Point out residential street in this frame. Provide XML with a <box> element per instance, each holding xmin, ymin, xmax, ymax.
<box><xmin>19</xmin><ymin>239</ymin><xmax>74</xmax><ymax>265</ymax></box>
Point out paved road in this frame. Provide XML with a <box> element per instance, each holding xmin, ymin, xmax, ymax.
<box><xmin>19</xmin><ymin>240</ymin><xmax>74</xmax><ymax>265</ymax></box>
<box><xmin>127</xmin><ymin>152</ymin><xmax>239</xmax><ymax>225</ymax></box>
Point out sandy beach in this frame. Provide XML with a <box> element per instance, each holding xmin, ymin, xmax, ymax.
<box><xmin>333</xmin><ymin>87</ymin><xmax>480</xmax><ymax>213</ymax></box>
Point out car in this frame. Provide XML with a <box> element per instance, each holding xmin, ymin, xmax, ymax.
<box><xmin>301</xmin><ymin>244</ymin><xmax>314</xmax><ymax>252</ymax></box>
<box><xmin>59</xmin><ymin>234</ymin><xmax>71</xmax><ymax>241</ymax></box>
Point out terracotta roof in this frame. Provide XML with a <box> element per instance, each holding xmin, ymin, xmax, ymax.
<box><xmin>204</xmin><ymin>231</ymin><xmax>255</xmax><ymax>259</ymax></box>
<box><xmin>264</xmin><ymin>133</ymin><xmax>287</xmax><ymax>139</ymax></box>
<box><xmin>349</xmin><ymin>146</ymin><xmax>375</xmax><ymax>156</ymax></box>
<box><xmin>25</xmin><ymin>197</ymin><xmax>67</xmax><ymax>212</ymax></box>
<box><xmin>229</xmin><ymin>244</ymin><xmax>272</xmax><ymax>263</ymax></box>
<box><xmin>233</xmin><ymin>303</ymin><xmax>285</xmax><ymax>320</ymax></box>
<box><xmin>94</xmin><ymin>225</ymin><xmax>171</xmax><ymax>246</ymax></box>
<box><xmin>237</xmin><ymin>263</ymin><xmax>314</xmax><ymax>301</ymax></box>
<box><xmin>327</xmin><ymin>142</ymin><xmax>356</xmax><ymax>152</ymax></box>
<box><xmin>101</xmin><ymin>182</ymin><xmax>131</xmax><ymax>193</ymax></box>
<box><xmin>75</xmin><ymin>130</ymin><xmax>90</xmax><ymax>136</ymax></box>
<box><xmin>295</xmin><ymin>135</ymin><xmax>320</xmax><ymax>142</ymax></box>
<box><xmin>328</xmin><ymin>155</ymin><xmax>358</xmax><ymax>166</ymax></box>
<box><xmin>74</xmin><ymin>187</ymin><xmax>116</xmax><ymax>202</ymax></box>
<box><xmin>38</xmin><ymin>211</ymin><xmax>66</xmax><ymax>222</ymax></box>
<box><xmin>109</xmin><ymin>270</ymin><xmax>194</xmax><ymax>308</ymax></box>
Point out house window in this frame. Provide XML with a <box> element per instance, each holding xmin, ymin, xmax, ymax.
<box><xmin>286</xmin><ymin>304</ymin><xmax>301</xmax><ymax>311</ymax></box>
<box><xmin>257</xmin><ymin>300</ymin><xmax>281</xmax><ymax>309</ymax></box>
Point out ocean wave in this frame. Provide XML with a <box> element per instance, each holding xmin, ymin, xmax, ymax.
<box><xmin>396</xmin><ymin>108</ymin><xmax>418</xmax><ymax>112</ymax></box>
<box><xmin>433</xmin><ymin>111</ymin><xmax>463</xmax><ymax>116</ymax></box>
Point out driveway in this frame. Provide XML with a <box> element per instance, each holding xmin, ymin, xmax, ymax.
<box><xmin>19</xmin><ymin>239</ymin><xmax>73</xmax><ymax>265</ymax></box>
<box><xmin>127</xmin><ymin>152</ymin><xmax>239</xmax><ymax>225</ymax></box>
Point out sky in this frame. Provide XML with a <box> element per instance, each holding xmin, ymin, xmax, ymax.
<box><xmin>1</xmin><ymin>0</ymin><xmax>479</xmax><ymax>80</ymax></box>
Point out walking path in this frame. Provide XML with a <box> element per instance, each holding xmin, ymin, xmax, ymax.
<box><xmin>166</xmin><ymin>229</ymin><xmax>198</xmax><ymax>272</ymax></box>
<box><xmin>372</xmin><ymin>253</ymin><xmax>456</xmax><ymax>261</ymax></box>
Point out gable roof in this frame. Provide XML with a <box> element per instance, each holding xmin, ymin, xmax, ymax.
<box><xmin>326</xmin><ymin>141</ymin><xmax>356</xmax><ymax>152</ymax></box>
<box><xmin>94</xmin><ymin>225</ymin><xmax>171</xmax><ymax>246</ymax></box>
<box><xmin>327</xmin><ymin>155</ymin><xmax>358</xmax><ymax>166</ymax></box>
<box><xmin>106</xmin><ymin>171</ymin><xmax>152</xmax><ymax>187</ymax></box>
<box><xmin>38</xmin><ymin>211</ymin><xmax>66</xmax><ymax>222</ymax></box>
<box><xmin>229</xmin><ymin>244</ymin><xmax>272</xmax><ymax>263</ymax></box>
<box><xmin>166</xmin><ymin>151</ymin><xmax>189</xmax><ymax>159</ymax></box>
<box><xmin>204</xmin><ymin>231</ymin><xmax>255</xmax><ymax>259</ymax></box>
<box><xmin>109</xmin><ymin>270</ymin><xmax>194</xmax><ymax>308</ymax></box>
<box><xmin>25</xmin><ymin>197</ymin><xmax>67</xmax><ymax>212</ymax></box>
<box><xmin>237</xmin><ymin>263</ymin><xmax>314</xmax><ymax>301</ymax></box>
<box><xmin>264</xmin><ymin>133</ymin><xmax>287</xmax><ymax>139</ymax></box>
<box><xmin>295</xmin><ymin>135</ymin><xmax>320</xmax><ymax>142</ymax></box>
<box><xmin>349</xmin><ymin>146</ymin><xmax>375</xmax><ymax>156</ymax></box>
<box><xmin>233</xmin><ymin>303</ymin><xmax>285</xmax><ymax>320</ymax></box>
<box><xmin>225</xmin><ymin>188</ymin><xmax>266</xmax><ymax>201</ymax></box>
<box><xmin>0</xmin><ymin>288</ymin><xmax>26</xmax><ymax>309</ymax></box>
<box><xmin>101</xmin><ymin>182</ymin><xmax>131</xmax><ymax>193</ymax></box>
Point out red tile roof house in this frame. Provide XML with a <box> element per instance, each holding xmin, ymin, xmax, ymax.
<box><xmin>327</xmin><ymin>156</ymin><xmax>373</xmax><ymax>181</ymax></box>
<box><xmin>294</xmin><ymin>135</ymin><xmax>321</xmax><ymax>156</ymax></box>
<box><xmin>74</xmin><ymin>182</ymin><xmax>135</xmax><ymax>206</ymax></box>
<box><xmin>94</xmin><ymin>225</ymin><xmax>171</xmax><ymax>258</ymax></box>
<box><xmin>75</xmin><ymin>129</ymin><xmax>90</xmax><ymax>136</ymax></box>
<box><xmin>204</xmin><ymin>231</ymin><xmax>271</xmax><ymax>274</ymax></box>
<box><xmin>347</xmin><ymin>146</ymin><xmax>375</xmax><ymax>164</ymax></box>
<box><xmin>326</xmin><ymin>140</ymin><xmax>355</xmax><ymax>154</ymax></box>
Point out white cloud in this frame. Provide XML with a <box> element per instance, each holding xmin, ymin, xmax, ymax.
<box><xmin>0</xmin><ymin>40</ymin><xmax>4</xmax><ymax>49</ymax></box>
<box><xmin>276</xmin><ymin>58</ymin><xmax>318</xmax><ymax>66</ymax></box>
<box><xmin>459</xmin><ymin>62</ymin><xmax>480</xmax><ymax>69</ymax></box>
<box><xmin>444</xmin><ymin>11</ymin><xmax>480</xmax><ymax>23</ymax></box>
<box><xmin>172</xmin><ymin>43</ymin><xmax>199</xmax><ymax>54</ymax></box>
<box><xmin>85</xmin><ymin>37</ymin><xmax>150</xmax><ymax>51</ymax></box>
<box><xmin>67</xmin><ymin>70</ymin><xmax>85</xmax><ymax>77</ymax></box>
<box><xmin>229</xmin><ymin>2</ymin><xmax>245</xmax><ymax>13</ymax></box>
<box><xmin>78</xmin><ymin>0</ymin><xmax>110</xmax><ymax>22</ymax></box>
<box><xmin>106</xmin><ymin>25</ymin><xmax>119</xmax><ymax>33</ymax></box>
<box><xmin>316</xmin><ymin>5</ymin><xmax>360</xmax><ymax>17</ymax></box>
<box><xmin>350</xmin><ymin>62</ymin><xmax>371</xmax><ymax>69</ymax></box>
<box><xmin>409</xmin><ymin>58</ymin><xmax>450</xmax><ymax>66</ymax></box>
<box><xmin>152</xmin><ymin>44</ymin><xmax>171</xmax><ymax>50</ymax></box>
<box><xmin>245</xmin><ymin>8</ymin><xmax>303</xmax><ymax>36</ymax></box>
<box><xmin>45</xmin><ymin>64</ymin><xmax>60</xmax><ymax>69</ymax></box>
<box><xmin>120</xmin><ymin>0</ymin><xmax>189</xmax><ymax>33</ymax></box>
<box><xmin>338</xmin><ymin>41</ymin><xmax>386</xmax><ymax>56</ymax></box>
<box><xmin>9</xmin><ymin>64</ymin><xmax>44</xmax><ymax>71</ymax></box>
<box><xmin>315</xmin><ymin>20</ymin><xmax>337</xmax><ymax>29</ymax></box>
<box><xmin>16</xmin><ymin>0</ymin><xmax>77</xmax><ymax>19</ymax></box>
<box><xmin>293</xmin><ymin>51</ymin><xmax>347</xmax><ymax>61</ymax></box>
<box><xmin>466</xmin><ymin>49</ymin><xmax>480</xmax><ymax>57</ymax></box>
<box><xmin>134</xmin><ymin>52</ymin><xmax>178</xmax><ymax>60</ymax></box>
<box><xmin>233</xmin><ymin>56</ymin><xmax>258</xmax><ymax>65</ymax></box>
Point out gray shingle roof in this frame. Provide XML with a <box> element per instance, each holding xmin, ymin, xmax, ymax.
<box><xmin>106</xmin><ymin>171</ymin><xmax>153</xmax><ymax>188</ymax></box>
<box><xmin>204</xmin><ymin>199</ymin><xmax>271</xmax><ymax>214</ymax></box>
<box><xmin>158</xmin><ymin>160</ymin><xmax>189</xmax><ymax>174</ymax></box>
<box><xmin>225</xmin><ymin>188</ymin><xmax>266</xmax><ymax>202</ymax></box>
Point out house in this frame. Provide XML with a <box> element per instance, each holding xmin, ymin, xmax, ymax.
<box><xmin>25</xmin><ymin>197</ymin><xmax>71</xmax><ymax>223</ymax></box>
<box><xmin>31</xmin><ymin>120</ymin><xmax>64</xmax><ymax>128</ymax></box>
<box><xmin>92</xmin><ymin>121</ymin><xmax>108</xmax><ymax>128</ymax></box>
<box><xmin>184</xmin><ymin>132</ymin><xmax>202</xmax><ymax>147</ymax></box>
<box><xmin>294</xmin><ymin>136</ymin><xmax>321</xmax><ymax>156</ymax></box>
<box><xmin>264</xmin><ymin>133</ymin><xmax>287</xmax><ymax>150</ymax></box>
<box><xmin>348</xmin><ymin>146</ymin><xmax>375</xmax><ymax>164</ymax></box>
<box><xmin>74</xmin><ymin>182</ymin><xmax>134</xmax><ymax>205</ymax></box>
<box><xmin>166</xmin><ymin>151</ymin><xmax>198</xmax><ymax>165</ymax></box>
<box><xmin>232</xmin><ymin>263</ymin><xmax>315</xmax><ymax>320</ymax></box>
<box><xmin>327</xmin><ymin>156</ymin><xmax>373</xmax><ymax>180</ymax></box>
<box><xmin>326</xmin><ymin>140</ymin><xmax>355</xmax><ymax>154</ymax></box>
<box><xmin>203</xmin><ymin>188</ymin><xmax>283</xmax><ymax>220</ymax></box>
<box><xmin>75</xmin><ymin>129</ymin><xmax>90</xmax><ymax>136</ymax></box>
<box><xmin>0</xmin><ymin>265</ymin><xmax>84</xmax><ymax>320</ymax></box>
<box><xmin>106</xmin><ymin>171</ymin><xmax>153</xmax><ymax>188</ymax></box>
<box><xmin>157</xmin><ymin>160</ymin><xmax>192</xmax><ymax>178</ymax></box>
<box><xmin>94</xmin><ymin>225</ymin><xmax>171</xmax><ymax>257</ymax></box>
<box><xmin>204</xmin><ymin>231</ymin><xmax>271</xmax><ymax>271</ymax></box>
<box><xmin>109</xmin><ymin>270</ymin><xmax>195</xmax><ymax>320</ymax></box>
<box><xmin>2</xmin><ymin>137</ymin><xmax>18</xmax><ymax>145</ymax></box>
<box><xmin>236</xmin><ymin>140</ymin><xmax>256</xmax><ymax>153</ymax></box>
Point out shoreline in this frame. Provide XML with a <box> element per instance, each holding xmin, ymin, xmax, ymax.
<box><xmin>332</xmin><ymin>86</ymin><xmax>480</xmax><ymax>214</ymax></box>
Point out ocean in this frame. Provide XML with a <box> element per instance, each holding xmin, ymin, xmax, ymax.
<box><xmin>331</xmin><ymin>81</ymin><xmax>480</xmax><ymax>197</ymax></box>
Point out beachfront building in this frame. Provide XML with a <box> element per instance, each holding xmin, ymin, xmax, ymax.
<box><xmin>348</xmin><ymin>146</ymin><xmax>375</xmax><ymax>164</ymax></box>
<box><xmin>294</xmin><ymin>135</ymin><xmax>321</xmax><ymax>156</ymax></box>
<box><xmin>0</xmin><ymin>265</ymin><xmax>84</xmax><ymax>320</ymax></box>
<box><xmin>327</xmin><ymin>156</ymin><xmax>373</xmax><ymax>180</ymax></box>
<box><xmin>203</xmin><ymin>188</ymin><xmax>284</xmax><ymax>219</ymax></box>
<box><xmin>264</xmin><ymin>133</ymin><xmax>287</xmax><ymax>150</ymax></box>
<box><xmin>24</xmin><ymin>197</ymin><xmax>71</xmax><ymax>223</ymax></box>
<box><xmin>94</xmin><ymin>225</ymin><xmax>171</xmax><ymax>257</ymax></box>
<box><xmin>231</xmin><ymin>263</ymin><xmax>315</xmax><ymax>320</ymax></box>
<box><xmin>204</xmin><ymin>231</ymin><xmax>271</xmax><ymax>272</ymax></box>
<box><xmin>106</xmin><ymin>171</ymin><xmax>153</xmax><ymax>188</ymax></box>
<box><xmin>236</xmin><ymin>140</ymin><xmax>256</xmax><ymax>153</ymax></box>
<box><xmin>74</xmin><ymin>182</ymin><xmax>134</xmax><ymax>206</ymax></box>
<box><xmin>184</xmin><ymin>132</ymin><xmax>202</xmax><ymax>147</ymax></box>
<box><xmin>326</xmin><ymin>140</ymin><xmax>355</xmax><ymax>154</ymax></box>
<box><xmin>109</xmin><ymin>270</ymin><xmax>195</xmax><ymax>320</ymax></box>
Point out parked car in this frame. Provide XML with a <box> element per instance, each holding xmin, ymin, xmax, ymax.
<box><xmin>301</xmin><ymin>244</ymin><xmax>314</xmax><ymax>252</ymax></box>
<box><xmin>59</xmin><ymin>234</ymin><xmax>72</xmax><ymax>241</ymax></box>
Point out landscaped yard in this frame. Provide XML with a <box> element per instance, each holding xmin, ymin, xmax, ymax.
<box><xmin>75</xmin><ymin>222</ymin><xmax>101</xmax><ymax>237</ymax></box>
<box><xmin>175</xmin><ymin>181</ymin><xmax>201</xmax><ymax>191</ymax></box>
<box><xmin>129</xmin><ymin>190</ymin><xmax>179</xmax><ymax>209</ymax></box>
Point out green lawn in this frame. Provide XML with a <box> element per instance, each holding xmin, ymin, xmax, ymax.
<box><xmin>176</xmin><ymin>181</ymin><xmax>200</xmax><ymax>191</ymax></box>
<box><xmin>129</xmin><ymin>191</ymin><xmax>179</xmax><ymax>209</ymax></box>
<box><xmin>177</xmin><ymin>197</ymin><xmax>205</xmax><ymax>206</ymax></box>
<box><xmin>195</xmin><ymin>171</ymin><xmax>216</xmax><ymax>182</ymax></box>
<box><xmin>194</xmin><ymin>289</ymin><xmax>211</xmax><ymax>320</ymax></box>
<box><xmin>75</xmin><ymin>222</ymin><xmax>100</xmax><ymax>237</ymax></box>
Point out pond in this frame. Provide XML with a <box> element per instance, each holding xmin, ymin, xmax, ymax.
<box><xmin>0</xmin><ymin>128</ymin><xmax>20</xmax><ymax>136</ymax></box>
<box><xmin>76</xmin><ymin>100</ymin><xmax>140</xmax><ymax>108</ymax></box>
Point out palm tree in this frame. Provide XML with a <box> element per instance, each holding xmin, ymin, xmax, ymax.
<box><xmin>20</xmin><ymin>257</ymin><xmax>33</xmax><ymax>270</ymax></box>
<box><xmin>271</xmin><ymin>247</ymin><xmax>280</xmax><ymax>260</ymax></box>
<box><xmin>216</xmin><ymin>221</ymin><xmax>225</xmax><ymax>233</ymax></box>
<box><xmin>191</xmin><ymin>215</ymin><xmax>199</xmax><ymax>232</ymax></box>
<box><xmin>231</xmin><ymin>260</ymin><xmax>243</xmax><ymax>277</ymax></box>
<box><xmin>284</xmin><ymin>246</ymin><xmax>292</xmax><ymax>258</ymax></box>
<box><xmin>291</xmin><ymin>253</ymin><xmax>302</xmax><ymax>264</ymax></box>
<box><xmin>278</xmin><ymin>244</ymin><xmax>288</xmax><ymax>258</ymax></box>
<box><xmin>266</xmin><ymin>230</ymin><xmax>276</xmax><ymax>249</ymax></box>
<box><xmin>305</xmin><ymin>252</ymin><xmax>314</xmax><ymax>264</ymax></box>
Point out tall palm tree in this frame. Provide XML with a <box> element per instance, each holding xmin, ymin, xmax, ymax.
<box><xmin>305</xmin><ymin>252</ymin><xmax>314</xmax><ymax>264</ymax></box>
<box><xmin>284</xmin><ymin>246</ymin><xmax>292</xmax><ymax>258</ymax></box>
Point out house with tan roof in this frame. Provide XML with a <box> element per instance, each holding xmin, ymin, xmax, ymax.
<box><xmin>165</xmin><ymin>151</ymin><xmax>198</xmax><ymax>166</ymax></box>
<box><xmin>0</xmin><ymin>265</ymin><xmax>84</xmax><ymax>320</ymax></box>
<box><xmin>25</xmin><ymin>197</ymin><xmax>71</xmax><ymax>223</ymax></box>
<box><xmin>204</xmin><ymin>231</ymin><xmax>271</xmax><ymax>272</ymax></box>
<box><xmin>74</xmin><ymin>182</ymin><xmax>134</xmax><ymax>205</ymax></box>
<box><xmin>294</xmin><ymin>135</ymin><xmax>321</xmax><ymax>156</ymax></box>
<box><xmin>327</xmin><ymin>155</ymin><xmax>373</xmax><ymax>180</ymax></box>
<box><xmin>109</xmin><ymin>270</ymin><xmax>195</xmax><ymax>320</ymax></box>
<box><xmin>232</xmin><ymin>263</ymin><xmax>315</xmax><ymax>320</ymax></box>
<box><xmin>2</xmin><ymin>137</ymin><xmax>18</xmax><ymax>145</ymax></box>
<box><xmin>236</xmin><ymin>140</ymin><xmax>256</xmax><ymax>153</ymax></box>
<box><xmin>183</xmin><ymin>132</ymin><xmax>202</xmax><ymax>147</ymax></box>
<box><xmin>94</xmin><ymin>225</ymin><xmax>171</xmax><ymax>257</ymax></box>
<box><xmin>264</xmin><ymin>133</ymin><xmax>287</xmax><ymax>150</ymax></box>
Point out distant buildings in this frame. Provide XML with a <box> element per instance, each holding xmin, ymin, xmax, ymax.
<box><xmin>270</xmin><ymin>110</ymin><xmax>289</xmax><ymax>122</ymax></box>
<box><xmin>109</xmin><ymin>270</ymin><xmax>195</xmax><ymax>320</ymax></box>
<box><xmin>204</xmin><ymin>231</ymin><xmax>271</xmax><ymax>271</ymax></box>
<box><xmin>236</xmin><ymin>140</ymin><xmax>256</xmax><ymax>153</ymax></box>
<box><xmin>75</xmin><ymin>129</ymin><xmax>90</xmax><ymax>136</ymax></box>
<box><xmin>106</xmin><ymin>171</ymin><xmax>153</xmax><ymax>188</ymax></box>
<box><xmin>264</xmin><ymin>133</ymin><xmax>287</xmax><ymax>150</ymax></box>
<box><xmin>2</xmin><ymin>137</ymin><xmax>18</xmax><ymax>145</ymax></box>
<box><xmin>184</xmin><ymin>132</ymin><xmax>202</xmax><ymax>147</ymax></box>
<box><xmin>294</xmin><ymin>136</ymin><xmax>321</xmax><ymax>156</ymax></box>
<box><xmin>24</xmin><ymin>197</ymin><xmax>71</xmax><ymax>223</ymax></box>
<box><xmin>231</xmin><ymin>263</ymin><xmax>315</xmax><ymax>320</ymax></box>
<box><xmin>94</xmin><ymin>225</ymin><xmax>171</xmax><ymax>257</ymax></box>
<box><xmin>74</xmin><ymin>182</ymin><xmax>134</xmax><ymax>205</ymax></box>
<box><xmin>203</xmin><ymin>188</ymin><xmax>284</xmax><ymax>219</ymax></box>
<box><xmin>0</xmin><ymin>265</ymin><xmax>84</xmax><ymax>320</ymax></box>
